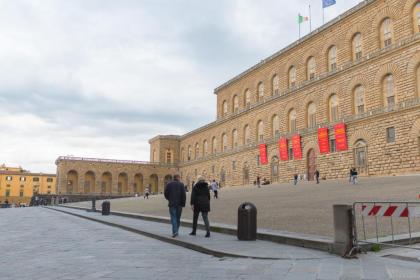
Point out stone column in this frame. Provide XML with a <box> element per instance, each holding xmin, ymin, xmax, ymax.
<box><xmin>332</xmin><ymin>204</ymin><xmax>353</xmax><ymax>256</ymax></box>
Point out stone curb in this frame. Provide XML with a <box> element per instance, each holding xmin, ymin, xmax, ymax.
<box><xmin>56</xmin><ymin>204</ymin><xmax>335</xmax><ymax>253</ymax></box>
<box><xmin>46</xmin><ymin>206</ymin><xmax>328</xmax><ymax>260</ymax></box>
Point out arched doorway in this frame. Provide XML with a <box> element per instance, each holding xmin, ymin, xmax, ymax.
<box><xmin>307</xmin><ymin>149</ymin><xmax>316</xmax><ymax>181</ymax></box>
<box><xmin>101</xmin><ymin>172</ymin><xmax>112</xmax><ymax>193</ymax></box>
<box><xmin>243</xmin><ymin>162</ymin><xmax>250</xmax><ymax>185</ymax></box>
<box><xmin>354</xmin><ymin>139</ymin><xmax>368</xmax><ymax>175</ymax></box>
<box><xmin>84</xmin><ymin>171</ymin><xmax>95</xmax><ymax>194</ymax></box>
<box><xmin>149</xmin><ymin>174</ymin><xmax>158</xmax><ymax>194</ymax></box>
<box><xmin>66</xmin><ymin>170</ymin><xmax>78</xmax><ymax>194</ymax></box>
<box><xmin>164</xmin><ymin>175</ymin><xmax>173</xmax><ymax>188</ymax></box>
<box><xmin>134</xmin><ymin>173</ymin><xmax>143</xmax><ymax>194</ymax></box>
<box><xmin>271</xmin><ymin>156</ymin><xmax>279</xmax><ymax>182</ymax></box>
<box><xmin>118</xmin><ymin>173</ymin><xmax>128</xmax><ymax>194</ymax></box>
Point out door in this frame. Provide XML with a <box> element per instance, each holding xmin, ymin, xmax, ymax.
<box><xmin>307</xmin><ymin>149</ymin><xmax>316</xmax><ymax>181</ymax></box>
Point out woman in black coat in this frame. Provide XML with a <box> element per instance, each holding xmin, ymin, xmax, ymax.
<box><xmin>190</xmin><ymin>175</ymin><xmax>211</xmax><ymax>237</ymax></box>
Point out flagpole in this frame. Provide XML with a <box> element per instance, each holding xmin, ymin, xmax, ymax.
<box><xmin>322</xmin><ymin>8</ymin><xmax>325</xmax><ymax>24</ymax></box>
<box><xmin>309</xmin><ymin>4</ymin><xmax>312</xmax><ymax>32</ymax></box>
<box><xmin>298</xmin><ymin>14</ymin><xmax>301</xmax><ymax>39</ymax></box>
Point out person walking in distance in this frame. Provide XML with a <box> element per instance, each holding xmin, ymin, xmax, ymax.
<box><xmin>211</xmin><ymin>179</ymin><xmax>219</xmax><ymax>199</ymax></box>
<box><xmin>293</xmin><ymin>174</ymin><xmax>298</xmax><ymax>185</ymax></box>
<box><xmin>144</xmin><ymin>186</ymin><xmax>150</xmax><ymax>199</ymax></box>
<box><xmin>256</xmin><ymin>176</ymin><xmax>261</xmax><ymax>188</ymax></box>
<box><xmin>190</xmin><ymin>175</ymin><xmax>211</xmax><ymax>238</ymax></box>
<box><xmin>164</xmin><ymin>174</ymin><xmax>186</xmax><ymax>238</ymax></box>
<box><xmin>314</xmin><ymin>169</ymin><xmax>320</xmax><ymax>184</ymax></box>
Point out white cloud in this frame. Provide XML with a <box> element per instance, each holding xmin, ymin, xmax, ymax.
<box><xmin>0</xmin><ymin>0</ymin><xmax>362</xmax><ymax>172</ymax></box>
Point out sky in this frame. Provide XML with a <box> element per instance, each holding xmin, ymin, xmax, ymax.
<box><xmin>0</xmin><ymin>0</ymin><xmax>362</xmax><ymax>173</ymax></box>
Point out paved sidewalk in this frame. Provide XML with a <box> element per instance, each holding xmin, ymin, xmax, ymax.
<box><xmin>1</xmin><ymin>207</ymin><xmax>420</xmax><ymax>280</ymax></box>
<box><xmin>49</xmin><ymin>206</ymin><xmax>333</xmax><ymax>260</ymax></box>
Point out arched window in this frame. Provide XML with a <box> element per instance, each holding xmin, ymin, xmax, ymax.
<box><xmin>232</xmin><ymin>95</ymin><xmax>239</xmax><ymax>112</ymax></box>
<box><xmin>222</xmin><ymin>100</ymin><xmax>228</xmax><ymax>116</ymax></box>
<box><xmin>352</xmin><ymin>33</ymin><xmax>362</xmax><ymax>60</ymax></box>
<box><xmin>354</xmin><ymin>85</ymin><xmax>365</xmax><ymax>114</ymax></box>
<box><xmin>203</xmin><ymin>140</ymin><xmax>208</xmax><ymax>157</ymax></box>
<box><xmin>413</xmin><ymin>2</ymin><xmax>420</xmax><ymax>33</ymax></box>
<box><xmin>232</xmin><ymin>129</ymin><xmax>238</xmax><ymax>148</ymax></box>
<box><xmin>222</xmin><ymin>133</ymin><xmax>228</xmax><ymax>152</ymax></box>
<box><xmin>383</xmin><ymin>74</ymin><xmax>395</xmax><ymax>106</ymax></box>
<box><xmin>307</xmin><ymin>102</ymin><xmax>316</xmax><ymax>128</ymax></box>
<box><xmin>181</xmin><ymin>148</ymin><xmax>185</xmax><ymax>162</ymax></box>
<box><xmin>244</xmin><ymin>89</ymin><xmax>251</xmax><ymax>107</ymax></box>
<box><xmin>152</xmin><ymin>149</ymin><xmax>157</xmax><ymax>162</ymax></box>
<box><xmin>289</xmin><ymin>66</ymin><xmax>296</xmax><ymax>88</ymax></box>
<box><xmin>307</xmin><ymin>57</ymin><xmax>316</xmax><ymax>80</ymax></box>
<box><xmin>354</xmin><ymin>139</ymin><xmax>368</xmax><ymax>173</ymax></box>
<box><xmin>272</xmin><ymin>115</ymin><xmax>280</xmax><ymax>137</ymax></box>
<box><xmin>187</xmin><ymin>146</ymin><xmax>192</xmax><ymax>161</ymax></box>
<box><xmin>288</xmin><ymin>109</ymin><xmax>297</xmax><ymax>132</ymax></box>
<box><xmin>244</xmin><ymin>125</ymin><xmax>251</xmax><ymax>145</ymax></box>
<box><xmin>212</xmin><ymin>137</ymin><xmax>217</xmax><ymax>154</ymax></box>
<box><xmin>272</xmin><ymin>75</ymin><xmax>279</xmax><ymax>95</ymax></box>
<box><xmin>329</xmin><ymin>94</ymin><xmax>339</xmax><ymax>122</ymax></box>
<box><xmin>328</xmin><ymin>45</ymin><xmax>337</xmax><ymax>71</ymax></box>
<box><xmin>257</xmin><ymin>120</ymin><xmax>264</xmax><ymax>142</ymax></box>
<box><xmin>380</xmin><ymin>18</ymin><xmax>393</xmax><ymax>47</ymax></box>
<box><xmin>257</xmin><ymin>82</ymin><xmax>264</xmax><ymax>101</ymax></box>
<box><xmin>166</xmin><ymin>150</ymin><xmax>172</xmax><ymax>163</ymax></box>
<box><xmin>195</xmin><ymin>143</ymin><xmax>199</xmax><ymax>159</ymax></box>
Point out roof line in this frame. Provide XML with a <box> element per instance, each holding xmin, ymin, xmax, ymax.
<box><xmin>213</xmin><ymin>0</ymin><xmax>375</xmax><ymax>94</ymax></box>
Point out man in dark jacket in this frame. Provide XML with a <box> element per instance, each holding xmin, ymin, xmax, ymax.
<box><xmin>190</xmin><ymin>175</ymin><xmax>211</xmax><ymax>237</ymax></box>
<box><xmin>164</xmin><ymin>174</ymin><xmax>186</xmax><ymax>238</ymax></box>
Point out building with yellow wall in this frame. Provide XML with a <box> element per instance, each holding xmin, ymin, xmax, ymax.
<box><xmin>0</xmin><ymin>164</ymin><xmax>56</xmax><ymax>205</ymax></box>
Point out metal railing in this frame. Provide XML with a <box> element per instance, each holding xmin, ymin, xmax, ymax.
<box><xmin>55</xmin><ymin>156</ymin><xmax>176</xmax><ymax>167</ymax></box>
<box><xmin>352</xmin><ymin>201</ymin><xmax>420</xmax><ymax>251</ymax></box>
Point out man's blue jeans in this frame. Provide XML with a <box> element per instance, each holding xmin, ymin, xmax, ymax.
<box><xmin>169</xmin><ymin>206</ymin><xmax>182</xmax><ymax>234</ymax></box>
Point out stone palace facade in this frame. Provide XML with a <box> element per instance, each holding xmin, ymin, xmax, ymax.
<box><xmin>57</xmin><ymin>0</ymin><xmax>420</xmax><ymax>194</ymax></box>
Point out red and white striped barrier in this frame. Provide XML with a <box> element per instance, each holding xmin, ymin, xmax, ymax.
<box><xmin>361</xmin><ymin>204</ymin><xmax>420</xmax><ymax>218</ymax></box>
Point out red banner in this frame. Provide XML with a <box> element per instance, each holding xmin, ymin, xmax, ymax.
<box><xmin>292</xmin><ymin>134</ymin><xmax>302</xmax><ymax>160</ymax></box>
<box><xmin>259</xmin><ymin>144</ymin><xmax>268</xmax><ymax>165</ymax></box>
<box><xmin>318</xmin><ymin>127</ymin><xmax>330</xmax><ymax>154</ymax></box>
<box><xmin>278</xmin><ymin>138</ymin><xmax>288</xmax><ymax>161</ymax></box>
<box><xmin>334</xmin><ymin>123</ymin><xmax>348</xmax><ymax>151</ymax></box>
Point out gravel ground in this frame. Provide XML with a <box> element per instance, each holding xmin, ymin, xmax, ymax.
<box><xmin>71</xmin><ymin>175</ymin><xmax>420</xmax><ymax>238</ymax></box>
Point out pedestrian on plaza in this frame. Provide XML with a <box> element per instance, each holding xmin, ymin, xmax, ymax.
<box><xmin>314</xmin><ymin>170</ymin><xmax>320</xmax><ymax>184</ymax></box>
<box><xmin>256</xmin><ymin>176</ymin><xmax>261</xmax><ymax>188</ymax></box>
<box><xmin>191</xmin><ymin>181</ymin><xmax>195</xmax><ymax>191</ymax></box>
<box><xmin>211</xmin><ymin>179</ymin><xmax>219</xmax><ymax>199</ymax></box>
<box><xmin>349</xmin><ymin>168</ymin><xmax>353</xmax><ymax>183</ymax></box>
<box><xmin>164</xmin><ymin>174</ymin><xmax>186</xmax><ymax>238</ymax></box>
<box><xmin>4</xmin><ymin>199</ymin><xmax>9</xmax><ymax>208</ymax></box>
<box><xmin>293</xmin><ymin>174</ymin><xmax>298</xmax><ymax>185</ymax></box>
<box><xmin>351</xmin><ymin>168</ymin><xmax>358</xmax><ymax>185</ymax></box>
<box><xmin>144</xmin><ymin>186</ymin><xmax>150</xmax><ymax>199</ymax></box>
<box><xmin>190</xmin><ymin>175</ymin><xmax>211</xmax><ymax>238</ymax></box>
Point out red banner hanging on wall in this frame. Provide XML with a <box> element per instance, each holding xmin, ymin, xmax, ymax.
<box><xmin>334</xmin><ymin>123</ymin><xmax>348</xmax><ymax>151</ymax></box>
<box><xmin>292</xmin><ymin>134</ymin><xmax>302</xmax><ymax>160</ymax></box>
<box><xmin>278</xmin><ymin>138</ymin><xmax>288</xmax><ymax>161</ymax></box>
<box><xmin>259</xmin><ymin>144</ymin><xmax>268</xmax><ymax>165</ymax></box>
<box><xmin>318</xmin><ymin>127</ymin><xmax>330</xmax><ymax>154</ymax></box>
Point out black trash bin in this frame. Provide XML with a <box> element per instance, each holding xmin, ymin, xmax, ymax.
<box><xmin>91</xmin><ymin>197</ymin><xmax>97</xmax><ymax>211</ymax></box>
<box><xmin>237</xmin><ymin>202</ymin><xmax>257</xmax><ymax>241</ymax></box>
<box><xmin>102</xmin><ymin>201</ymin><xmax>110</xmax><ymax>216</ymax></box>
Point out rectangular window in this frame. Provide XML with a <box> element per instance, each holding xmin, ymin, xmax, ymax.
<box><xmin>288</xmin><ymin>147</ymin><xmax>294</xmax><ymax>160</ymax></box>
<box><xmin>48</xmin><ymin>185</ymin><xmax>51</xmax><ymax>189</ymax></box>
<box><xmin>5</xmin><ymin>189</ymin><xmax>10</xmax><ymax>197</ymax></box>
<box><xmin>33</xmin><ymin>177</ymin><xmax>39</xmax><ymax>182</ymax></box>
<box><xmin>330</xmin><ymin>139</ymin><xmax>336</xmax><ymax>153</ymax></box>
<box><xmin>355</xmin><ymin>51</ymin><xmax>362</xmax><ymax>60</ymax></box>
<box><xmin>20</xmin><ymin>177</ymin><xmax>26</xmax><ymax>182</ymax></box>
<box><xmin>19</xmin><ymin>191</ymin><xmax>24</xmax><ymax>197</ymax></box>
<box><xmin>6</xmin><ymin>176</ymin><xmax>12</xmax><ymax>181</ymax></box>
<box><xmin>384</xmin><ymin>38</ymin><xmax>392</xmax><ymax>47</ymax></box>
<box><xmin>232</xmin><ymin>161</ymin><xmax>236</xmax><ymax>171</ymax></box>
<box><xmin>386</xmin><ymin>127</ymin><xmax>395</xmax><ymax>143</ymax></box>
<box><xmin>330</xmin><ymin>63</ymin><xmax>337</xmax><ymax>71</ymax></box>
<box><xmin>47</xmin><ymin>190</ymin><xmax>51</xmax><ymax>194</ymax></box>
<box><xmin>47</xmin><ymin>178</ymin><xmax>53</xmax><ymax>182</ymax></box>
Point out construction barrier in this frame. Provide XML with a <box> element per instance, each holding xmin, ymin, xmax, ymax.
<box><xmin>351</xmin><ymin>201</ymin><xmax>420</xmax><ymax>253</ymax></box>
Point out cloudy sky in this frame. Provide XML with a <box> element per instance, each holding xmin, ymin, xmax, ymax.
<box><xmin>0</xmin><ymin>0</ymin><xmax>362</xmax><ymax>173</ymax></box>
